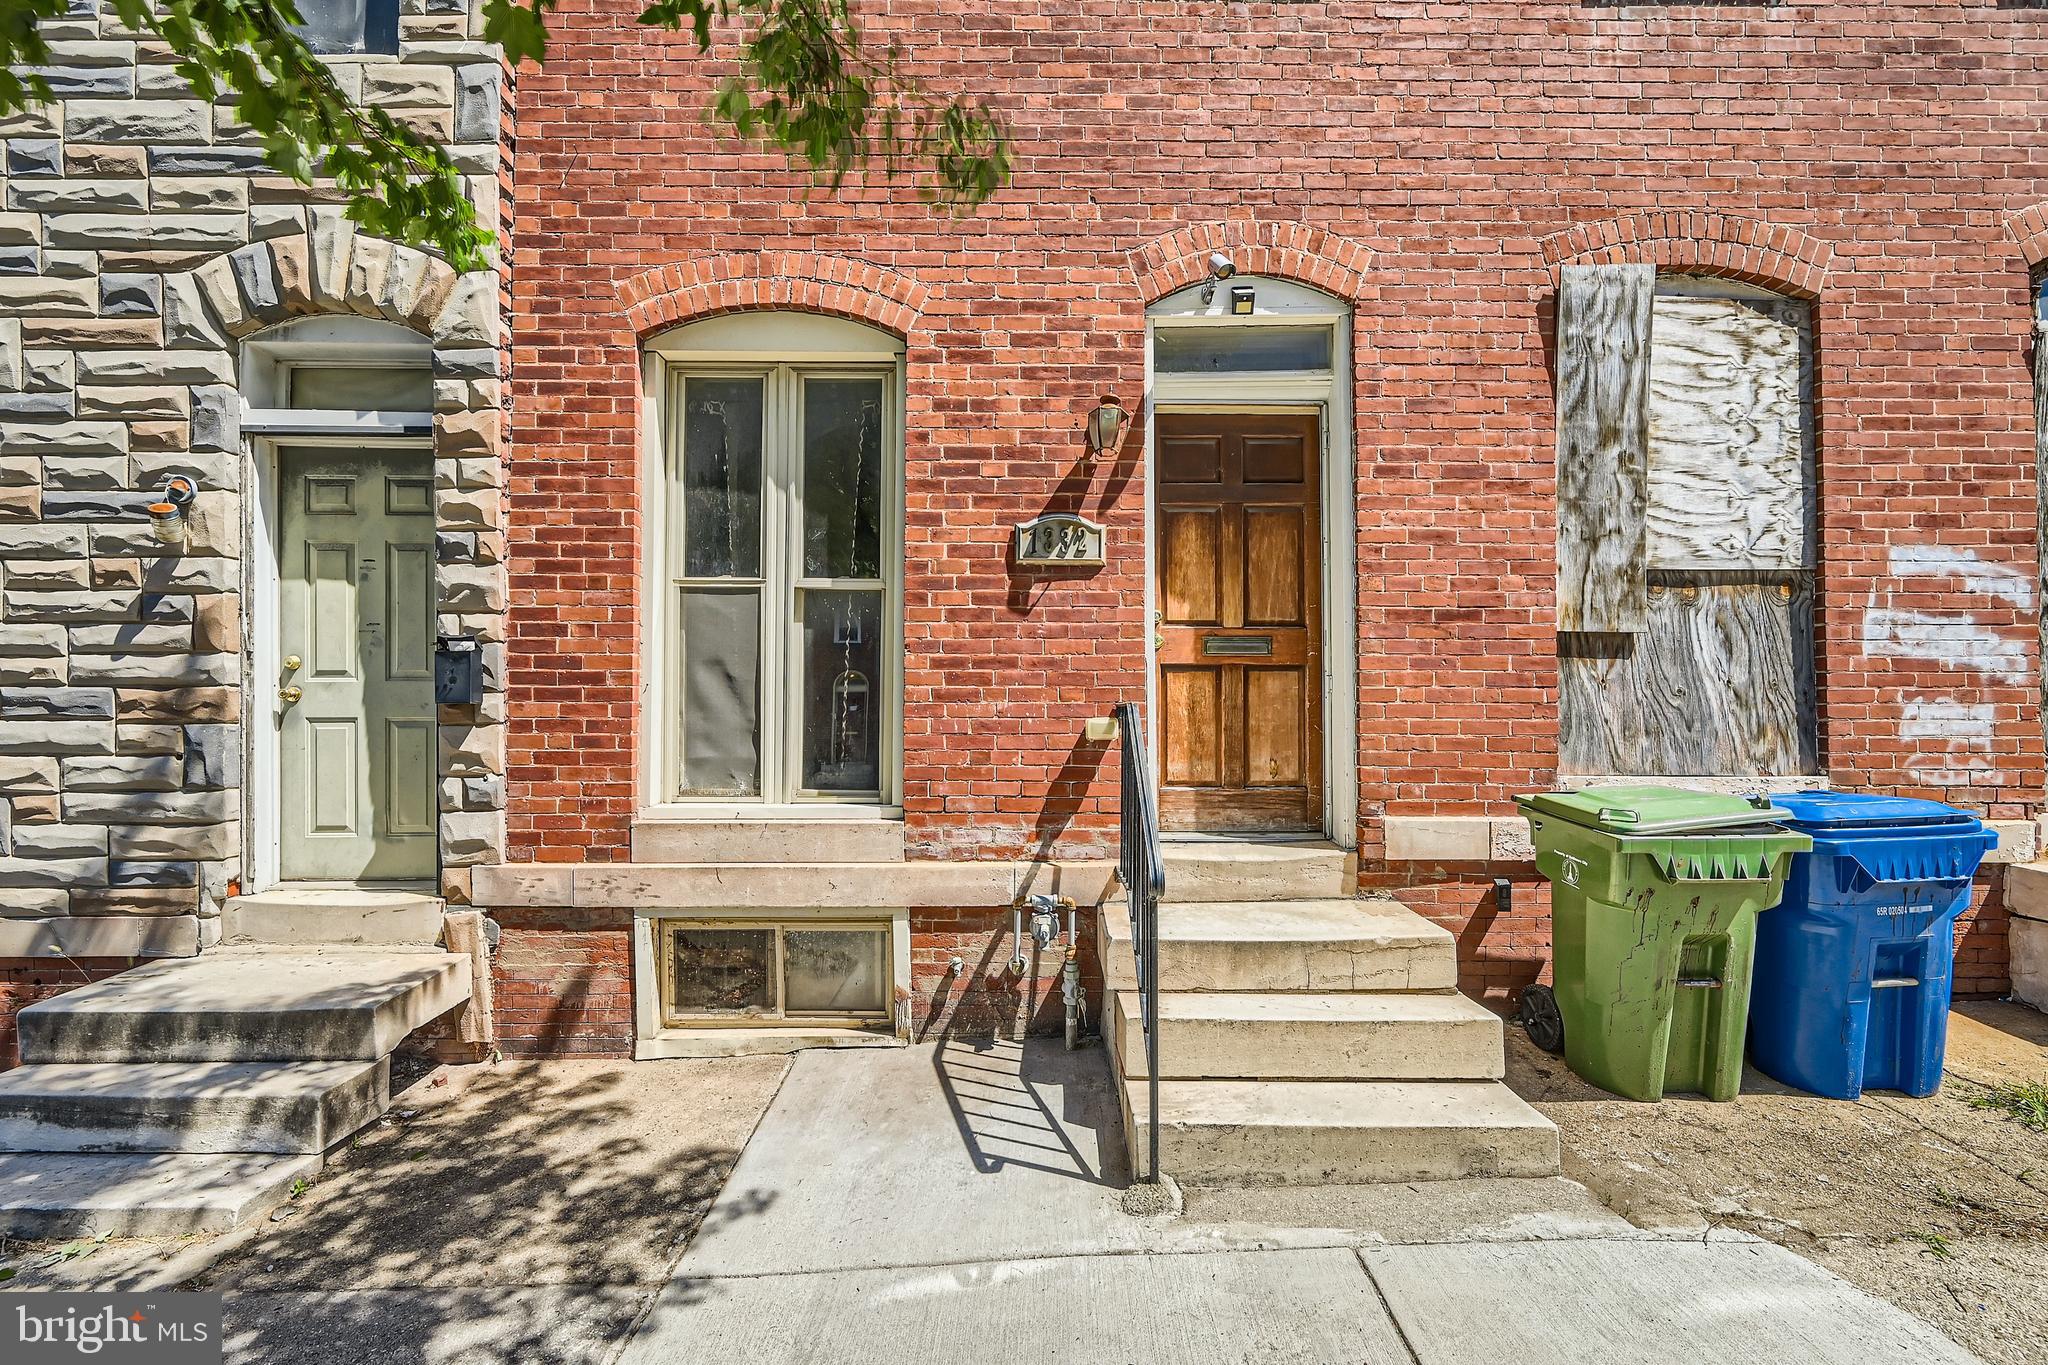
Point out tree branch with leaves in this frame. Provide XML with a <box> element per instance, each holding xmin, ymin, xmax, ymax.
<box><xmin>0</xmin><ymin>0</ymin><xmax>1009</xmax><ymax>273</ymax></box>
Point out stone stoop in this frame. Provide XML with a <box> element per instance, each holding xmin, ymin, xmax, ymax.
<box><xmin>0</xmin><ymin>947</ymin><xmax>469</xmax><ymax>1238</ymax></box>
<box><xmin>1100</xmin><ymin>841</ymin><xmax>1559</xmax><ymax>1185</ymax></box>
<box><xmin>2003</xmin><ymin>860</ymin><xmax>2048</xmax><ymax>1012</ymax></box>
<box><xmin>220</xmin><ymin>888</ymin><xmax>449</xmax><ymax>948</ymax></box>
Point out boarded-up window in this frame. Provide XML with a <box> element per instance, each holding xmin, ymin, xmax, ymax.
<box><xmin>1556</xmin><ymin>272</ymin><xmax>1818</xmax><ymax>777</ymax></box>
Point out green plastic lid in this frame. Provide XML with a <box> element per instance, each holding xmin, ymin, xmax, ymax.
<box><xmin>1518</xmin><ymin>785</ymin><xmax>1791</xmax><ymax>835</ymax></box>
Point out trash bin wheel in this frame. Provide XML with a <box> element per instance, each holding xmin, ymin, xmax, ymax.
<box><xmin>1520</xmin><ymin>984</ymin><xmax>1565</xmax><ymax>1055</ymax></box>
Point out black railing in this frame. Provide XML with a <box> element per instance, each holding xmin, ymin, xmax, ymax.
<box><xmin>1114</xmin><ymin>700</ymin><xmax>1165</xmax><ymax>1184</ymax></box>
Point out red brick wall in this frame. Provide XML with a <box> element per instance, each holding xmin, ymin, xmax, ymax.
<box><xmin>910</xmin><ymin>907</ymin><xmax>1106</xmax><ymax>1040</ymax></box>
<box><xmin>508</xmin><ymin>2</ymin><xmax>2048</xmax><ymax>989</ymax></box>
<box><xmin>491</xmin><ymin>919</ymin><xmax>636</xmax><ymax>1057</ymax></box>
<box><xmin>0</xmin><ymin>959</ymin><xmax>137</xmax><ymax>1069</ymax></box>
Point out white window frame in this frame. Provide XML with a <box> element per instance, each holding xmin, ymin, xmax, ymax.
<box><xmin>639</xmin><ymin>313</ymin><xmax>906</xmax><ymax>816</ymax></box>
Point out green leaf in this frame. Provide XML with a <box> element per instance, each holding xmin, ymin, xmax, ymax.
<box><xmin>0</xmin><ymin>0</ymin><xmax>1003</xmax><ymax>271</ymax></box>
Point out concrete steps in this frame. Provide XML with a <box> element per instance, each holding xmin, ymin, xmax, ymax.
<box><xmin>1102</xmin><ymin>897</ymin><xmax>1457</xmax><ymax>993</ymax></box>
<box><xmin>221</xmin><ymin>888</ymin><xmax>446</xmax><ymax>947</ymax></box>
<box><xmin>0</xmin><ymin>946</ymin><xmax>469</xmax><ymax>1238</ymax></box>
<box><xmin>1158</xmin><ymin>841</ymin><xmax>1354</xmax><ymax>903</ymax></box>
<box><xmin>18</xmin><ymin>949</ymin><xmax>470</xmax><ymax>1064</ymax></box>
<box><xmin>0</xmin><ymin>1060</ymin><xmax>390</xmax><ymax>1155</ymax></box>
<box><xmin>1101</xmin><ymin>838</ymin><xmax>1559</xmax><ymax>1186</ymax></box>
<box><xmin>1110</xmin><ymin>990</ymin><xmax>1503</xmax><ymax>1082</ymax></box>
<box><xmin>1120</xmin><ymin>1078</ymin><xmax>1561</xmax><ymax>1186</ymax></box>
<box><xmin>0</xmin><ymin>1151</ymin><xmax>322</xmax><ymax>1239</ymax></box>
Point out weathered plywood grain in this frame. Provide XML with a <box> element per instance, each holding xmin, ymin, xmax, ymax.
<box><xmin>1559</xmin><ymin>571</ymin><xmax>1817</xmax><ymax>776</ymax></box>
<box><xmin>1555</xmin><ymin>263</ymin><xmax>1654</xmax><ymax>632</ymax></box>
<box><xmin>1646</xmin><ymin>292</ymin><xmax>1814</xmax><ymax>570</ymax></box>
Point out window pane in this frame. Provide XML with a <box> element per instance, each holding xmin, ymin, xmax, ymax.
<box><xmin>669</xmin><ymin>928</ymin><xmax>774</xmax><ymax>1016</ymax></box>
<box><xmin>800</xmin><ymin>591</ymin><xmax>882</xmax><ymax>792</ymax></box>
<box><xmin>681</xmin><ymin>378</ymin><xmax>764</xmax><ymax>578</ymax></box>
<box><xmin>287</xmin><ymin>365</ymin><xmax>431</xmax><ymax>412</ymax></box>
<box><xmin>784</xmin><ymin>929</ymin><xmax>889</xmax><ymax>1015</ymax></box>
<box><xmin>1153</xmin><ymin>326</ymin><xmax>1332</xmax><ymax>373</ymax></box>
<box><xmin>679</xmin><ymin>588</ymin><xmax>760</xmax><ymax>797</ymax></box>
<box><xmin>291</xmin><ymin>0</ymin><xmax>398</xmax><ymax>54</ymax></box>
<box><xmin>802</xmin><ymin>378</ymin><xmax>884</xmax><ymax>579</ymax></box>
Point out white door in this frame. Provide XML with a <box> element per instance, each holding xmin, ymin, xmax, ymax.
<box><xmin>277</xmin><ymin>446</ymin><xmax>438</xmax><ymax>881</ymax></box>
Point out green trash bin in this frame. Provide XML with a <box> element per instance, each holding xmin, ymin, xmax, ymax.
<box><xmin>1515</xmin><ymin>786</ymin><xmax>1812</xmax><ymax>1101</ymax></box>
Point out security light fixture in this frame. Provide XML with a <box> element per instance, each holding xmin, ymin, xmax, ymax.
<box><xmin>1084</xmin><ymin>395</ymin><xmax>1127</xmax><ymax>461</ymax></box>
<box><xmin>1229</xmin><ymin>284</ymin><xmax>1257</xmax><ymax>315</ymax></box>
<box><xmin>1200</xmin><ymin>252</ymin><xmax>1237</xmax><ymax>304</ymax></box>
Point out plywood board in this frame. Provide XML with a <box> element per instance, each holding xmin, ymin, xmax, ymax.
<box><xmin>1647</xmin><ymin>292</ymin><xmax>1814</xmax><ymax>570</ymax></box>
<box><xmin>1555</xmin><ymin>263</ymin><xmax>1654</xmax><ymax>632</ymax></box>
<box><xmin>1559</xmin><ymin>572</ymin><xmax>1818</xmax><ymax>776</ymax></box>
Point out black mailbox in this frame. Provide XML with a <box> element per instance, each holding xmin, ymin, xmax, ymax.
<box><xmin>434</xmin><ymin>634</ymin><xmax>484</xmax><ymax>705</ymax></box>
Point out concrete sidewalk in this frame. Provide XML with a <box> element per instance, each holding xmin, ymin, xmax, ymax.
<box><xmin>618</xmin><ymin>1039</ymin><xmax>1983</xmax><ymax>1365</ymax></box>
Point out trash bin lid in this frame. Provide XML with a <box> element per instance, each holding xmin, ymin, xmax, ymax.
<box><xmin>1769</xmin><ymin>790</ymin><xmax>1977</xmax><ymax>831</ymax></box>
<box><xmin>1519</xmin><ymin>785</ymin><xmax>1791</xmax><ymax>835</ymax></box>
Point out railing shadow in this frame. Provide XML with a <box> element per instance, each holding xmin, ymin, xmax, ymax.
<box><xmin>929</xmin><ymin>1037</ymin><xmax>1125</xmax><ymax>1189</ymax></box>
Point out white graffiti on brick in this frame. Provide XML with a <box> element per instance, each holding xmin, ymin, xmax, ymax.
<box><xmin>1899</xmin><ymin>699</ymin><xmax>2000</xmax><ymax>785</ymax></box>
<box><xmin>1860</xmin><ymin>545</ymin><xmax>2034</xmax><ymax>783</ymax></box>
<box><xmin>1885</xmin><ymin>543</ymin><xmax>2037</xmax><ymax>611</ymax></box>
<box><xmin>1858</xmin><ymin>610</ymin><xmax>2031</xmax><ymax>685</ymax></box>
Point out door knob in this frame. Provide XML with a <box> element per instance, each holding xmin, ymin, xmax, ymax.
<box><xmin>279</xmin><ymin>685</ymin><xmax>303</xmax><ymax>704</ymax></box>
<box><xmin>283</xmin><ymin>654</ymin><xmax>302</xmax><ymax>671</ymax></box>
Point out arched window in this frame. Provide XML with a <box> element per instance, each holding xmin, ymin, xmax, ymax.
<box><xmin>644</xmin><ymin>312</ymin><xmax>904</xmax><ymax>808</ymax></box>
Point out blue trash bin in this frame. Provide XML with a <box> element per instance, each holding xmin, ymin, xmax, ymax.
<box><xmin>1748</xmin><ymin>791</ymin><xmax>1997</xmax><ymax>1099</ymax></box>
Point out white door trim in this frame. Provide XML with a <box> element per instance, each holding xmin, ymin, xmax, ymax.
<box><xmin>1142</xmin><ymin>290</ymin><xmax>1359</xmax><ymax>849</ymax></box>
<box><xmin>244</xmin><ymin>433</ymin><xmax>435</xmax><ymax>892</ymax></box>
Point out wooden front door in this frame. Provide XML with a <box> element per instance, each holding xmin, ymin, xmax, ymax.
<box><xmin>1155</xmin><ymin>412</ymin><xmax>1323</xmax><ymax>833</ymax></box>
<box><xmin>278</xmin><ymin>446</ymin><xmax>438</xmax><ymax>881</ymax></box>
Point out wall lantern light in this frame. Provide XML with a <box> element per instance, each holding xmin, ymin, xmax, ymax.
<box><xmin>1199</xmin><ymin>251</ymin><xmax>1236</xmax><ymax>305</ymax></box>
<box><xmin>147</xmin><ymin>475</ymin><xmax>198</xmax><ymax>544</ymax></box>
<box><xmin>1085</xmin><ymin>396</ymin><xmax>1127</xmax><ymax>461</ymax></box>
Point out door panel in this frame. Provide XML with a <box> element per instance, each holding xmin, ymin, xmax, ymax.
<box><xmin>1163</xmin><ymin>667</ymin><xmax>1224</xmax><ymax>786</ymax></box>
<box><xmin>1155</xmin><ymin>413</ymin><xmax>1322</xmax><ymax>833</ymax></box>
<box><xmin>1243</xmin><ymin>507</ymin><xmax>1305</xmax><ymax>625</ymax></box>
<box><xmin>280</xmin><ymin>446</ymin><xmax>437</xmax><ymax>880</ymax></box>
<box><xmin>1160</xmin><ymin>508</ymin><xmax>1223</xmax><ymax>624</ymax></box>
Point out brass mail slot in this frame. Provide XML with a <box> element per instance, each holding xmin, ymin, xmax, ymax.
<box><xmin>1202</xmin><ymin>634</ymin><xmax>1273</xmax><ymax>657</ymax></box>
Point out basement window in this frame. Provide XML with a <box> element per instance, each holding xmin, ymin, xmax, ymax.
<box><xmin>658</xmin><ymin>919</ymin><xmax>892</xmax><ymax>1027</ymax></box>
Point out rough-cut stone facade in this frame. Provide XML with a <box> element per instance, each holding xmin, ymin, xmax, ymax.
<box><xmin>0</xmin><ymin>0</ymin><xmax>509</xmax><ymax>957</ymax></box>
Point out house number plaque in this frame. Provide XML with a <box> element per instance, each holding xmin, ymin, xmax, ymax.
<box><xmin>1014</xmin><ymin>513</ymin><xmax>1106</xmax><ymax>566</ymax></box>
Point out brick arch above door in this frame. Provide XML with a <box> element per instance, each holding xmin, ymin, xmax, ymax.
<box><xmin>2005</xmin><ymin>202</ymin><xmax>2048</xmax><ymax>272</ymax></box>
<box><xmin>1540</xmin><ymin>212</ymin><xmax>1835</xmax><ymax>299</ymax></box>
<box><xmin>618</xmin><ymin>252</ymin><xmax>931</xmax><ymax>341</ymax></box>
<box><xmin>1126</xmin><ymin>220</ymin><xmax>1375</xmax><ymax>305</ymax></box>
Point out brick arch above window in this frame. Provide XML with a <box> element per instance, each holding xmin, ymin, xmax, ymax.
<box><xmin>174</xmin><ymin>221</ymin><xmax>490</xmax><ymax>346</ymax></box>
<box><xmin>1540</xmin><ymin>212</ymin><xmax>1833</xmax><ymax>299</ymax></box>
<box><xmin>1127</xmin><ymin>219</ymin><xmax>1374</xmax><ymax>304</ymax></box>
<box><xmin>619</xmin><ymin>253</ymin><xmax>930</xmax><ymax>341</ymax></box>
<box><xmin>2005</xmin><ymin>202</ymin><xmax>2048</xmax><ymax>273</ymax></box>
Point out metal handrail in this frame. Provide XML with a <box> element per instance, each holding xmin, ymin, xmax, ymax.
<box><xmin>1114</xmin><ymin>700</ymin><xmax>1165</xmax><ymax>1183</ymax></box>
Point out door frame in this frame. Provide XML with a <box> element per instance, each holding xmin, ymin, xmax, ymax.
<box><xmin>1143</xmin><ymin>283</ymin><xmax>1358</xmax><ymax>848</ymax></box>
<box><xmin>245</xmin><ymin>432</ymin><xmax>436</xmax><ymax>891</ymax></box>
